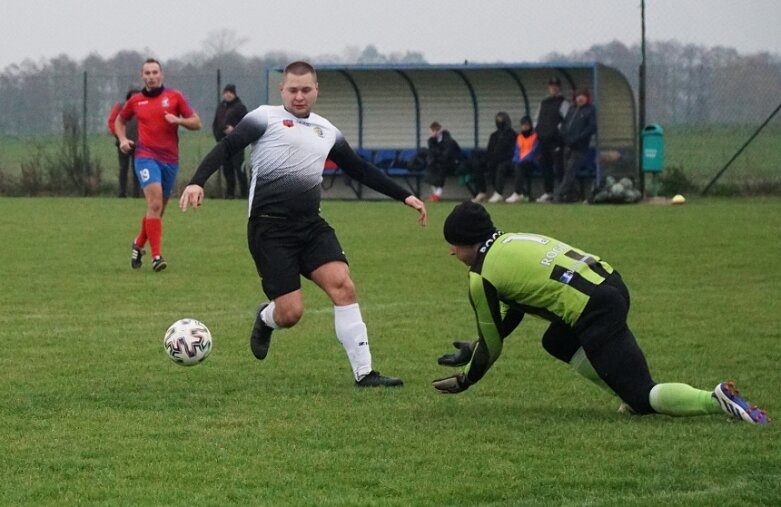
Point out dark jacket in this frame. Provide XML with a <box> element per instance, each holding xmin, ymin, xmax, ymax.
<box><xmin>484</xmin><ymin>112</ymin><xmax>517</xmax><ymax>169</ymax></box>
<box><xmin>536</xmin><ymin>95</ymin><xmax>568</xmax><ymax>141</ymax></box>
<box><xmin>560</xmin><ymin>103</ymin><xmax>597</xmax><ymax>151</ymax></box>
<box><xmin>212</xmin><ymin>97</ymin><xmax>248</xmax><ymax>141</ymax></box>
<box><xmin>427</xmin><ymin>130</ymin><xmax>462</xmax><ymax>173</ymax></box>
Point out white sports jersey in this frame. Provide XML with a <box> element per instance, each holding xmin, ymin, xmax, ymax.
<box><xmin>190</xmin><ymin>105</ymin><xmax>411</xmax><ymax>219</ymax></box>
<box><xmin>243</xmin><ymin>105</ymin><xmax>336</xmax><ymax>216</ymax></box>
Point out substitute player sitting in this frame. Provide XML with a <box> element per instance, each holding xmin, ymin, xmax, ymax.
<box><xmin>432</xmin><ymin>201</ymin><xmax>769</xmax><ymax>424</ymax></box>
<box><xmin>179</xmin><ymin>61</ymin><xmax>427</xmax><ymax>387</ymax></box>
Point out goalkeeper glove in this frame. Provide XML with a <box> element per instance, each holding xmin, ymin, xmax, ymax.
<box><xmin>432</xmin><ymin>373</ymin><xmax>469</xmax><ymax>394</ymax></box>
<box><xmin>437</xmin><ymin>340</ymin><xmax>475</xmax><ymax>367</ymax></box>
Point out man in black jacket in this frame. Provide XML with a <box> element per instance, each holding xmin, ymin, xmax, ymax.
<box><xmin>212</xmin><ymin>84</ymin><xmax>249</xmax><ymax>198</ymax></box>
<box><xmin>424</xmin><ymin>122</ymin><xmax>462</xmax><ymax>202</ymax></box>
<box><xmin>534</xmin><ymin>77</ymin><xmax>569</xmax><ymax>203</ymax></box>
<box><xmin>557</xmin><ymin>88</ymin><xmax>597</xmax><ymax>203</ymax></box>
<box><xmin>471</xmin><ymin>111</ymin><xmax>517</xmax><ymax>203</ymax></box>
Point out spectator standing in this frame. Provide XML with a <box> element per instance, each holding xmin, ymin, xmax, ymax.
<box><xmin>424</xmin><ymin>122</ymin><xmax>461</xmax><ymax>202</ymax></box>
<box><xmin>115</xmin><ymin>58</ymin><xmax>202</xmax><ymax>272</ymax></box>
<box><xmin>432</xmin><ymin>202</ymin><xmax>770</xmax><ymax>428</ymax></box>
<box><xmin>557</xmin><ymin>88</ymin><xmax>597</xmax><ymax>203</ymax></box>
<box><xmin>179</xmin><ymin>61</ymin><xmax>428</xmax><ymax>387</ymax></box>
<box><xmin>471</xmin><ymin>111</ymin><xmax>516</xmax><ymax>203</ymax></box>
<box><xmin>505</xmin><ymin>116</ymin><xmax>539</xmax><ymax>203</ymax></box>
<box><xmin>534</xmin><ymin>77</ymin><xmax>569</xmax><ymax>203</ymax></box>
<box><xmin>212</xmin><ymin>84</ymin><xmax>249</xmax><ymax>199</ymax></box>
<box><xmin>108</xmin><ymin>88</ymin><xmax>141</xmax><ymax>198</ymax></box>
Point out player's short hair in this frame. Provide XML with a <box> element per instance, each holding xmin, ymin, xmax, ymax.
<box><xmin>143</xmin><ymin>58</ymin><xmax>162</xmax><ymax>71</ymax></box>
<box><xmin>283</xmin><ymin>61</ymin><xmax>316</xmax><ymax>81</ymax></box>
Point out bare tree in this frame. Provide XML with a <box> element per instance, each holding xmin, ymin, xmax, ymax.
<box><xmin>202</xmin><ymin>28</ymin><xmax>249</xmax><ymax>58</ymax></box>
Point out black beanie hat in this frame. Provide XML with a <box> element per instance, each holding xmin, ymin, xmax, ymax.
<box><xmin>223</xmin><ymin>84</ymin><xmax>237</xmax><ymax>94</ymax></box>
<box><xmin>443</xmin><ymin>201</ymin><xmax>496</xmax><ymax>245</ymax></box>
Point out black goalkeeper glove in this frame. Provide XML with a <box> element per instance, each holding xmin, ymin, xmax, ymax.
<box><xmin>437</xmin><ymin>340</ymin><xmax>475</xmax><ymax>367</ymax></box>
<box><xmin>432</xmin><ymin>373</ymin><xmax>469</xmax><ymax>394</ymax></box>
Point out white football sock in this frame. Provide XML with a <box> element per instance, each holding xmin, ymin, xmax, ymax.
<box><xmin>260</xmin><ymin>302</ymin><xmax>280</xmax><ymax>329</ymax></box>
<box><xmin>334</xmin><ymin>303</ymin><xmax>373</xmax><ymax>381</ymax></box>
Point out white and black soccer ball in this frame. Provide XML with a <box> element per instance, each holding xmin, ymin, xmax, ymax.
<box><xmin>163</xmin><ymin>318</ymin><xmax>213</xmax><ymax>366</ymax></box>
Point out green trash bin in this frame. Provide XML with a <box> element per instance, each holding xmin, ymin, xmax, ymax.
<box><xmin>642</xmin><ymin>124</ymin><xmax>665</xmax><ymax>172</ymax></box>
<box><xmin>642</xmin><ymin>124</ymin><xmax>665</xmax><ymax>196</ymax></box>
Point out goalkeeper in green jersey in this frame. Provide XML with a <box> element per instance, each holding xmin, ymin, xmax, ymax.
<box><xmin>433</xmin><ymin>201</ymin><xmax>769</xmax><ymax>425</ymax></box>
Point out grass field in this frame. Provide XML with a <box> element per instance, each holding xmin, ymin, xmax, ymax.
<box><xmin>1</xmin><ymin>197</ymin><xmax>780</xmax><ymax>506</ymax></box>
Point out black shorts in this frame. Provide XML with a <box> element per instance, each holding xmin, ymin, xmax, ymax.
<box><xmin>247</xmin><ymin>215</ymin><xmax>348</xmax><ymax>300</ymax></box>
<box><xmin>541</xmin><ymin>272</ymin><xmax>657</xmax><ymax>414</ymax></box>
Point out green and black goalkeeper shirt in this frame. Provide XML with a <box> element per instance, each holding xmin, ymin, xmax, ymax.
<box><xmin>463</xmin><ymin>231</ymin><xmax>615</xmax><ymax>385</ymax></box>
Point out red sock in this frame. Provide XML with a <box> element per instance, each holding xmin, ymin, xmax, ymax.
<box><xmin>134</xmin><ymin>216</ymin><xmax>147</xmax><ymax>248</ymax></box>
<box><xmin>145</xmin><ymin>217</ymin><xmax>162</xmax><ymax>258</ymax></box>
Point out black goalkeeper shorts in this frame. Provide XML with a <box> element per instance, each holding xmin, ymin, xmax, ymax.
<box><xmin>542</xmin><ymin>272</ymin><xmax>657</xmax><ymax>414</ymax></box>
<box><xmin>247</xmin><ymin>215</ymin><xmax>348</xmax><ymax>300</ymax></box>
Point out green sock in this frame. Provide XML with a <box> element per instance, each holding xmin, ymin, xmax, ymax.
<box><xmin>569</xmin><ymin>348</ymin><xmax>611</xmax><ymax>392</ymax></box>
<box><xmin>649</xmin><ymin>383</ymin><xmax>721</xmax><ymax>416</ymax></box>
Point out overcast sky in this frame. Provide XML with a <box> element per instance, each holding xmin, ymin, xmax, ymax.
<box><xmin>1</xmin><ymin>0</ymin><xmax>778</xmax><ymax>70</ymax></box>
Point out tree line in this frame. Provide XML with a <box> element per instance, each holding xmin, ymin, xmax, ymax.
<box><xmin>0</xmin><ymin>39</ymin><xmax>778</xmax><ymax>136</ymax></box>
<box><xmin>544</xmin><ymin>40</ymin><xmax>781</xmax><ymax>125</ymax></box>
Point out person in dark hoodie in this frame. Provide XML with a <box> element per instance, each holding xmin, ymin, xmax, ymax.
<box><xmin>425</xmin><ymin>122</ymin><xmax>462</xmax><ymax>201</ymax></box>
<box><xmin>557</xmin><ymin>88</ymin><xmax>597</xmax><ymax>203</ymax></box>
<box><xmin>212</xmin><ymin>84</ymin><xmax>249</xmax><ymax>198</ymax></box>
<box><xmin>471</xmin><ymin>111</ymin><xmax>517</xmax><ymax>203</ymax></box>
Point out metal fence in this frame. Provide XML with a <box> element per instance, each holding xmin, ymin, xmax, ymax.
<box><xmin>0</xmin><ymin>64</ymin><xmax>779</xmax><ymax>195</ymax></box>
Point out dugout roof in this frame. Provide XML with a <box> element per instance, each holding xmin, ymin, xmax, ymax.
<box><xmin>264</xmin><ymin>63</ymin><xmax>637</xmax><ymax>180</ymax></box>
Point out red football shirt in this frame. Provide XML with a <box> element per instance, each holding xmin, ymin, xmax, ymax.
<box><xmin>119</xmin><ymin>88</ymin><xmax>195</xmax><ymax>163</ymax></box>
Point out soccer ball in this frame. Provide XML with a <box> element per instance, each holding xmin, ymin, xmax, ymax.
<box><xmin>163</xmin><ymin>318</ymin><xmax>213</xmax><ymax>366</ymax></box>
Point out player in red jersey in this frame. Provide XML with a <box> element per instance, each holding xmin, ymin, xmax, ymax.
<box><xmin>115</xmin><ymin>58</ymin><xmax>201</xmax><ymax>271</ymax></box>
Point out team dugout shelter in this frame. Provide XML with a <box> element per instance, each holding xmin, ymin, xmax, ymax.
<box><xmin>263</xmin><ymin>63</ymin><xmax>637</xmax><ymax>200</ymax></box>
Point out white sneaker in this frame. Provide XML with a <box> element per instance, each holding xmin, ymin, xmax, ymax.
<box><xmin>505</xmin><ymin>192</ymin><xmax>528</xmax><ymax>203</ymax></box>
<box><xmin>488</xmin><ymin>192</ymin><xmax>503</xmax><ymax>203</ymax></box>
<box><xmin>536</xmin><ymin>193</ymin><xmax>553</xmax><ymax>203</ymax></box>
<box><xmin>471</xmin><ymin>192</ymin><xmax>488</xmax><ymax>203</ymax></box>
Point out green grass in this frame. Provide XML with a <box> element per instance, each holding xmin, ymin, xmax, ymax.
<box><xmin>1</xmin><ymin>197</ymin><xmax>780</xmax><ymax>506</ymax></box>
<box><xmin>0</xmin><ymin>132</ymin><xmax>215</xmax><ymax>194</ymax></box>
<box><xmin>0</xmin><ymin>132</ymin><xmax>213</xmax><ymax>174</ymax></box>
<box><xmin>664</xmin><ymin>124</ymin><xmax>781</xmax><ymax>184</ymax></box>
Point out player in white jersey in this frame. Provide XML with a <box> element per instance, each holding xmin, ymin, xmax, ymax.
<box><xmin>180</xmin><ymin>61</ymin><xmax>427</xmax><ymax>387</ymax></box>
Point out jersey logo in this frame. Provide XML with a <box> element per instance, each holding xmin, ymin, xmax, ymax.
<box><xmin>162</xmin><ymin>97</ymin><xmax>170</xmax><ymax>108</ymax></box>
<box><xmin>559</xmin><ymin>270</ymin><xmax>574</xmax><ymax>284</ymax></box>
<box><xmin>282</xmin><ymin>120</ymin><xmax>294</xmax><ymax>127</ymax></box>
<box><xmin>312</xmin><ymin>126</ymin><xmax>324</xmax><ymax>138</ymax></box>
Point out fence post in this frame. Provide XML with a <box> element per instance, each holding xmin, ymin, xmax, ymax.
<box><xmin>82</xmin><ymin>71</ymin><xmax>89</xmax><ymax>166</ymax></box>
<box><xmin>215</xmin><ymin>68</ymin><xmax>223</xmax><ymax>196</ymax></box>
<box><xmin>638</xmin><ymin>0</ymin><xmax>646</xmax><ymax>196</ymax></box>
